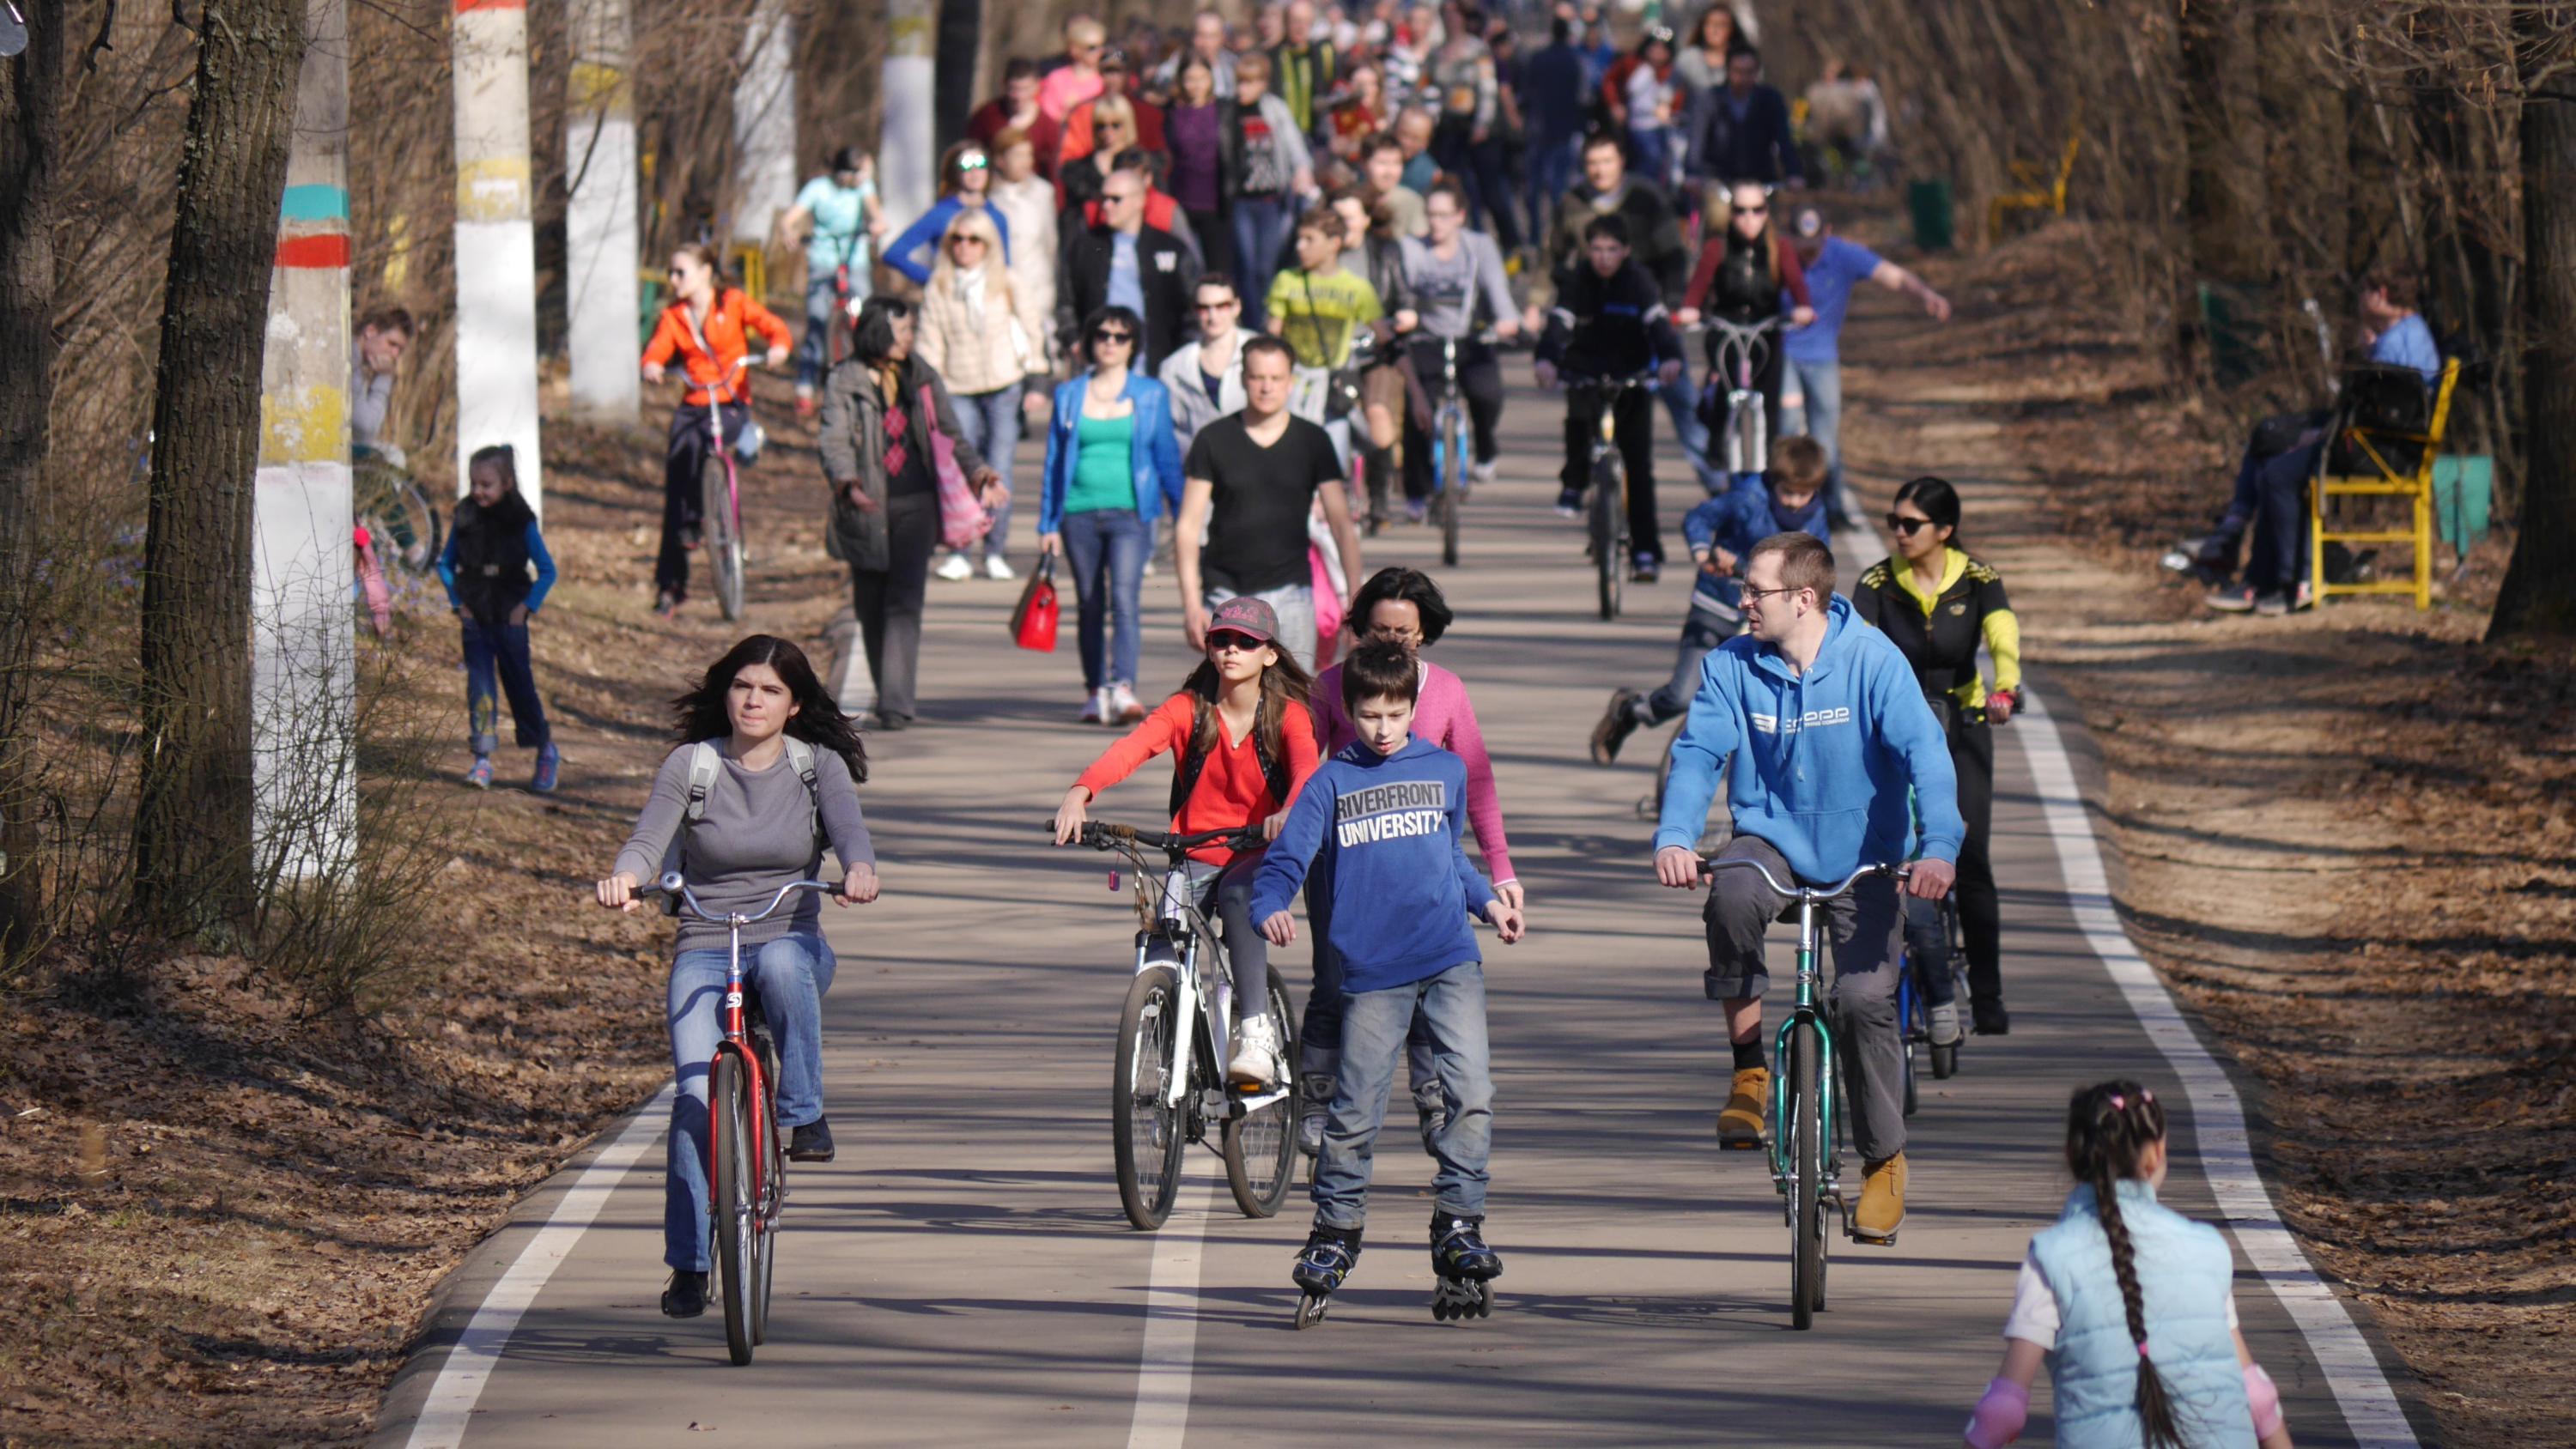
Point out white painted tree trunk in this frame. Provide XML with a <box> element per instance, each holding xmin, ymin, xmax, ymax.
<box><xmin>732</xmin><ymin>0</ymin><xmax>797</xmax><ymax>246</ymax></box>
<box><xmin>881</xmin><ymin>0</ymin><xmax>938</xmax><ymax>233</ymax></box>
<box><xmin>565</xmin><ymin>0</ymin><xmax>639</xmax><ymax>423</ymax></box>
<box><xmin>252</xmin><ymin>0</ymin><xmax>355</xmax><ymax>882</ymax></box>
<box><xmin>453</xmin><ymin>0</ymin><xmax>544</xmax><ymax>514</ymax></box>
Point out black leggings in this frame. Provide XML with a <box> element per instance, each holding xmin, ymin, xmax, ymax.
<box><xmin>1947</xmin><ymin>710</ymin><xmax>2002</xmax><ymax>1001</ymax></box>
<box><xmin>659</xmin><ymin>401</ymin><xmax>745</xmax><ymax>597</ymax></box>
<box><xmin>1402</xmin><ymin>338</ymin><xmax>1504</xmax><ymax>502</ymax></box>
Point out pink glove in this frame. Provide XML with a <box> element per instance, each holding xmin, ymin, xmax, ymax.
<box><xmin>2245</xmin><ymin>1362</ymin><xmax>2283</xmax><ymax>1440</ymax></box>
<box><xmin>1964</xmin><ymin>1377</ymin><xmax>2029</xmax><ymax>1449</ymax></box>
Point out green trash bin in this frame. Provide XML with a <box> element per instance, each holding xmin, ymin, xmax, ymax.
<box><xmin>1907</xmin><ymin>180</ymin><xmax>1954</xmax><ymax>252</ymax></box>
<box><xmin>2433</xmin><ymin>455</ymin><xmax>2493</xmax><ymax>554</ymax></box>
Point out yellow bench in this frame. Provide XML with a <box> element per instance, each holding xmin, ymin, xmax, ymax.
<box><xmin>1989</xmin><ymin>125</ymin><xmax>2081</xmax><ymax>238</ymax></box>
<box><xmin>2308</xmin><ymin>356</ymin><xmax>2460</xmax><ymax>611</ymax></box>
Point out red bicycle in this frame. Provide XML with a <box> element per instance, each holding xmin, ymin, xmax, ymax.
<box><xmin>641</xmin><ymin>871</ymin><xmax>840</xmax><ymax>1364</ymax></box>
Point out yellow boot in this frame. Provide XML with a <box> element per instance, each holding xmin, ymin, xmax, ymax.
<box><xmin>1855</xmin><ymin>1153</ymin><xmax>1908</xmax><ymax>1242</ymax></box>
<box><xmin>1716</xmin><ymin>1066</ymin><xmax>1769</xmax><ymax>1149</ymax></box>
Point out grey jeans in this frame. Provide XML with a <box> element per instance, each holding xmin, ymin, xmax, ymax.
<box><xmin>1702</xmin><ymin>834</ymin><xmax>1905</xmax><ymax>1164</ymax></box>
<box><xmin>1205</xmin><ymin>581</ymin><xmax>1318</xmax><ymax>672</ymax></box>
<box><xmin>1312</xmin><ymin>960</ymin><xmax>1493</xmax><ymax>1229</ymax></box>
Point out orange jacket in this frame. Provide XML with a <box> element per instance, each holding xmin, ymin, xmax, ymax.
<box><xmin>642</xmin><ymin>288</ymin><xmax>793</xmax><ymax>405</ymax></box>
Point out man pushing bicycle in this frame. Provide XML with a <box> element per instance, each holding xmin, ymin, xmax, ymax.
<box><xmin>1650</xmin><ymin>530</ymin><xmax>1960</xmax><ymax>1243</ymax></box>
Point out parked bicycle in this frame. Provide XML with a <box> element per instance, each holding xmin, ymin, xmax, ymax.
<box><xmin>1570</xmin><ymin>372</ymin><xmax>1660</xmax><ymax>621</ymax></box>
<box><xmin>1066</xmin><ymin>822</ymin><xmax>1300</xmax><ymax>1229</ymax></box>
<box><xmin>1700</xmin><ymin>854</ymin><xmax>1905</xmax><ymax>1331</ymax></box>
<box><xmin>638</xmin><ymin>871</ymin><xmax>841</xmax><ymax>1365</ymax></box>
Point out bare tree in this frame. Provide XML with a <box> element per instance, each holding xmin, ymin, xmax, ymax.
<box><xmin>133</xmin><ymin>0</ymin><xmax>309</xmax><ymax>931</ymax></box>
<box><xmin>2488</xmin><ymin>21</ymin><xmax>2576</xmax><ymax>638</ymax></box>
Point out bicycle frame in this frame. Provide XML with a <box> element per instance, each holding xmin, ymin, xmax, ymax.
<box><xmin>1707</xmin><ymin>318</ymin><xmax>1778</xmax><ymax>477</ymax></box>
<box><xmin>1092</xmin><ymin>828</ymin><xmax>1291</xmax><ymax>1122</ymax></box>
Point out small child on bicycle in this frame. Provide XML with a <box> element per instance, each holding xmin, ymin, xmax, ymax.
<box><xmin>438</xmin><ymin>443</ymin><xmax>561</xmax><ymax>791</ymax></box>
<box><xmin>1964</xmin><ymin>1081</ymin><xmax>2295</xmax><ymax>1449</ymax></box>
<box><xmin>1589</xmin><ymin>434</ymin><xmax>1830</xmax><ymax>767</ymax></box>
<box><xmin>1249</xmin><ymin>640</ymin><xmax>1527</xmax><ymax>1311</ymax></box>
<box><xmin>1052</xmin><ymin>596</ymin><xmax>1319</xmax><ymax>1090</ymax></box>
<box><xmin>1534</xmin><ymin>213</ymin><xmax>1686</xmax><ymax>583</ymax></box>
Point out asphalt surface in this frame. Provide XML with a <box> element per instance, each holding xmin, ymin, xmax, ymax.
<box><xmin>374</xmin><ymin>365</ymin><xmax>2386</xmax><ymax>1447</ymax></box>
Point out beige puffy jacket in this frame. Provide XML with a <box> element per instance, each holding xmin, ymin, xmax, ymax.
<box><xmin>914</xmin><ymin>270</ymin><xmax>1032</xmax><ymax>397</ymax></box>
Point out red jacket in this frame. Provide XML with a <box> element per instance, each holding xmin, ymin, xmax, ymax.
<box><xmin>1074</xmin><ymin>694</ymin><xmax>1320</xmax><ymax>865</ymax></box>
<box><xmin>1683</xmin><ymin>231</ymin><xmax>1812</xmax><ymax>316</ymax></box>
<box><xmin>641</xmin><ymin>288</ymin><xmax>793</xmax><ymax>405</ymax></box>
<box><xmin>1080</xmin><ymin>188</ymin><xmax>1187</xmax><ymax>237</ymax></box>
<box><xmin>968</xmin><ymin>99</ymin><xmax>1064</xmax><ymax>180</ymax></box>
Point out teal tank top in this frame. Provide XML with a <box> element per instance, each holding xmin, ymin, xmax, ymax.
<box><xmin>1063</xmin><ymin>411</ymin><xmax>1136</xmax><ymax>515</ymax></box>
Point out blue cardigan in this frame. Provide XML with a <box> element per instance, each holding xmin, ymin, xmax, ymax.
<box><xmin>883</xmin><ymin>197</ymin><xmax>1013</xmax><ymax>286</ymax></box>
<box><xmin>1036</xmin><ymin>373</ymin><xmax>1186</xmax><ymax>535</ymax></box>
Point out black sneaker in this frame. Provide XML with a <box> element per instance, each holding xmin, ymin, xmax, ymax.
<box><xmin>1590</xmin><ymin>688</ymin><xmax>1643</xmax><ymax>765</ymax></box>
<box><xmin>679</xmin><ymin>523</ymin><xmax>702</xmax><ymax>551</ymax></box>
<box><xmin>1971</xmin><ymin>999</ymin><xmax>2011</xmax><ymax>1036</ymax></box>
<box><xmin>1554</xmin><ymin>487</ymin><xmax>1583</xmax><ymax>518</ymax></box>
<box><xmin>788</xmin><ymin>1116</ymin><xmax>836</xmax><ymax>1162</ymax></box>
<box><xmin>1630</xmin><ymin>554</ymin><xmax>1661</xmax><ymax>585</ymax></box>
<box><xmin>661</xmin><ymin>1270</ymin><xmax>709</xmax><ymax>1318</ymax></box>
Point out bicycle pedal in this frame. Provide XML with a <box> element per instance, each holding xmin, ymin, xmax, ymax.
<box><xmin>1718</xmin><ymin>1137</ymin><xmax>1765</xmax><ymax>1152</ymax></box>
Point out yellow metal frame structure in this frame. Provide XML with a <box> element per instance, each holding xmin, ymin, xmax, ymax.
<box><xmin>2308</xmin><ymin>356</ymin><xmax>2460</xmax><ymax>611</ymax></box>
<box><xmin>1989</xmin><ymin>126</ymin><xmax>2081</xmax><ymax>237</ymax></box>
<box><xmin>728</xmin><ymin>242</ymin><xmax>769</xmax><ymax>306</ymax></box>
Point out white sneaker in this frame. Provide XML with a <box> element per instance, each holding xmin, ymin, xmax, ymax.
<box><xmin>935</xmin><ymin>552</ymin><xmax>975</xmax><ymax>582</ymax></box>
<box><xmin>1109</xmin><ymin>682</ymin><xmax>1147</xmax><ymax>724</ymax></box>
<box><xmin>1929</xmin><ymin>1000</ymin><xmax>1963</xmax><ymax>1048</ymax></box>
<box><xmin>1469</xmin><ymin>460</ymin><xmax>1498</xmax><ymax>488</ymax></box>
<box><xmin>984</xmin><ymin>555</ymin><xmax>1018</xmax><ymax>582</ymax></box>
<box><xmin>1079</xmin><ymin>688</ymin><xmax>1107</xmax><ymax>724</ymax></box>
<box><xmin>1230</xmin><ymin>1013</ymin><xmax>1285</xmax><ymax>1089</ymax></box>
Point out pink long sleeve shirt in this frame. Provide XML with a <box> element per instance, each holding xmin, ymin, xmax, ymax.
<box><xmin>1310</xmin><ymin>658</ymin><xmax>1517</xmax><ymax>886</ymax></box>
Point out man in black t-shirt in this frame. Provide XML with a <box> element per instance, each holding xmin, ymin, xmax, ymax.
<box><xmin>1176</xmin><ymin>335</ymin><xmax>1365</xmax><ymax>668</ymax></box>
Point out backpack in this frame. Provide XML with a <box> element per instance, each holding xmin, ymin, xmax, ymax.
<box><xmin>1166</xmin><ymin>694</ymin><xmax>1294</xmax><ymax>822</ymax></box>
<box><xmin>658</xmin><ymin>737</ymin><xmax>826</xmax><ymax>911</ymax></box>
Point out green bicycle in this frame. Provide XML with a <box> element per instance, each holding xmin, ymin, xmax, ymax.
<box><xmin>1702</xmin><ymin>854</ymin><xmax>1902</xmax><ymax>1331</ymax></box>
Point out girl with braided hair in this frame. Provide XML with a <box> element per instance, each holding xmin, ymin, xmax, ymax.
<box><xmin>1964</xmin><ymin>1082</ymin><xmax>2295</xmax><ymax>1449</ymax></box>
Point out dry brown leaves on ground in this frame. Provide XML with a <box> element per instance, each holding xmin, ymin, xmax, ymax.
<box><xmin>1838</xmin><ymin>217</ymin><xmax>2575</xmax><ymax>1446</ymax></box>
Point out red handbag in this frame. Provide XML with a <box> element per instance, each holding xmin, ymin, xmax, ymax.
<box><xmin>1010</xmin><ymin>552</ymin><xmax>1060</xmax><ymax>652</ymax></box>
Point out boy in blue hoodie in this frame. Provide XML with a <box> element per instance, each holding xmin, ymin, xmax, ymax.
<box><xmin>1650</xmin><ymin>530</ymin><xmax>1962</xmax><ymax>1244</ymax></box>
<box><xmin>1589</xmin><ymin>434</ymin><xmax>1832</xmax><ymax>767</ymax></box>
<box><xmin>1252</xmin><ymin>640</ymin><xmax>1528</xmax><ymax>1322</ymax></box>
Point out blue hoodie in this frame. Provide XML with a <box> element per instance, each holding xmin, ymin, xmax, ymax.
<box><xmin>1250</xmin><ymin>737</ymin><xmax>1496</xmax><ymax>994</ymax></box>
<box><xmin>1681</xmin><ymin>476</ymin><xmax>1829</xmax><ymax>619</ymax></box>
<box><xmin>1656</xmin><ymin>594</ymin><xmax>1965</xmax><ymax>882</ymax></box>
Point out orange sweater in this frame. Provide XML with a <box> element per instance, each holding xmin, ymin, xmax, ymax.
<box><xmin>641</xmin><ymin>288</ymin><xmax>794</xmax><ymax>405</ymax></box>
<box><xmin>1075</xmin><ymin>693</ymin><xmax>1321</xmax><ymax>864</ymax></box>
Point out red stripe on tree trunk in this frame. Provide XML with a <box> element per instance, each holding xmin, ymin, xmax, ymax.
<box><xmin>454</xmin><ymin>0</ymin><xmax>527</xmax><ymax>10</ymax></box>
<box><xmin>275</xmin><ymin>234</ymin><xmax>352</xmax><ymax>269</ymax></box>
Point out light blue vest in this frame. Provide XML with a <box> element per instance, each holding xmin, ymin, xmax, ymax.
<box><xmin>2027</xmin><ymin>1181</ymin><xmax>2253</xmax><ymax>1449</ymax></box>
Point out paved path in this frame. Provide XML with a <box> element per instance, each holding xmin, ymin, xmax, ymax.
<box><xmin>374</xmin><ymin>367</ymin><xmax>2406</xmax><ymax>1447</ymax></box>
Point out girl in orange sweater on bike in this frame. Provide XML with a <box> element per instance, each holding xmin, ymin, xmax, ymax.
<box><xmin>641</xmin><ymin>243</ymin><xmax>793</xmax><ymax>617</ymax></box>
<box><xmin>1051</xmin><ymin>595</ymin><xmax>1320</xmax><ymax>1090</ymax></box>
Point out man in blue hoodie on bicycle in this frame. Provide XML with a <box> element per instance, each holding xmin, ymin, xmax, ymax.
<box><xmin>1652</xmin><ymin>530</ymin><xmax>1962</xmax><ymax>1243</ymax></box>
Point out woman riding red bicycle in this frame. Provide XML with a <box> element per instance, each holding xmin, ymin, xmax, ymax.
<box><xmin>641</xmin><ymin>245</ymin><xmax>793</xmax><ymax>618</ymax></box>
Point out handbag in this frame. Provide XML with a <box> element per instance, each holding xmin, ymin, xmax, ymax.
<box><xmin>1010</xmin><ymin>552</ymin><xmax>1060</xmax><ymax>652</ymax></box>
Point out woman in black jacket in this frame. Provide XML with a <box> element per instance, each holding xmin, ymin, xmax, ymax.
<box><xmin>817</xmin><ymin>297</ymin><xmax>1006</xmax><ymax>731</ymax></box>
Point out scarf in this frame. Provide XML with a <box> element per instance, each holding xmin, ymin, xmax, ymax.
<box><xmin>874</xmin><ymin>361</ymin><xmax>909</xmax><ymax>479</ymax></box>
<box><xmin>952</xmin><ymin>264</ymin><xmax>990</xmax><ymax>331</ymax></box>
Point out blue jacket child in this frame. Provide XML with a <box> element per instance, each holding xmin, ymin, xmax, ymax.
<box><xmin>1683</xmin><ymin>471</ymin><xmax>1830</xmax><ymax>621</ymax></box>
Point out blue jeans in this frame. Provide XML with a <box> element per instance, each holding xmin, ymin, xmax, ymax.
<box><xmin>665</xmin><ymin>933</ymin><xmax>836</xmax><ymax>1272</ymax></box>
<box><xmin>1233</xmin><ymin>196</ymin><xmax>1295</xmax><ymax>331</ymax></box>
<box><xmin>1783</xmin><ymin>354</ymin><xmax>1845</xmax><ymax>518</ymax></box>
<box><xmin>946</xmin><ymin>382</ymin><xmax>1022</xmax><ymax>560</ymax></box>
<box><xmin>1300</xmin><ymin>876</ymin><xmax>1443</xmax><ymax>1119</ymax></box>
<box><xmin>796</xmin><ymin>274</ymin><xmax>844</xmax><ymax>393</ymax></box>
<box><xmin>1525</xmin><ymin>134</ymin><xmax>1580</xmax><ymax>256</ymax></box>
<box><xmin>1060</xmin><ymin>506</ymin><xmax>1150</xmax><ymax>689</ymax></box>
<box><xmin>1642</xmin><ymin>609</ymin><xmax>1729</xmax><ymax>725</ymax></box>
<box><xmin>460</xmin><ymin>616</ymin><xmax>549</xmax><ymax>754</ymax></box>
<box><xmin>1657</xmin><ymin>373</ymin><xmax>1722</xmax><ymax>494</ymax></box>
<box><xmin>1312</xmin><ymin>961</ymin><xmax>1493</xmax><ymax>1228</ymax></box>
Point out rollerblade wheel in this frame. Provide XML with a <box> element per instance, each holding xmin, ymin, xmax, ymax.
<box><xmin>1296</xmin><ymin>1292</ymin><xmax>1331</xmax><ymax>1330</ymax></box>
<box><xmin>1431</xmin><ymin>1277</ymin><xmax>1492</xmax><ymax>1322</ymax></box>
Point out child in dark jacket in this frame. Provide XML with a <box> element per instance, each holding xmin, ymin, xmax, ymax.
<box><xmin>438</xmin><ymin>444</ymin><xmax>560</xmax><ymax>791</ymax></box>
<box><xmin>1251</xmin><ymin>640</ymin><xmax>1527</xmax><ymax>1319</ymax></box>
<box><xmin>1589</xmin><ymin>434</ymin><xmax>1832</xmax><ymax>767</ymax></box>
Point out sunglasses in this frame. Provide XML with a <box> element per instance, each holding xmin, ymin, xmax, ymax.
<box><xmin>1737</xmin><ymin>204</ymin><xmax>1768</xmax><ymax>215</ymax></box>
<box><xmin>957</xmin><ymin>154</ymin><xmax>989</xmax><ymax>171</ymax></box>
<box><xmin>1886</xmin><ymin>512</ymin><xmax>1935</xmax><ymax>535</ymax></box>
<box><xmin>1091</xmin><ymin>330</ymin><xmax>1135</xmax><ymax>344</ymax></box>
<box><xmin>1206</xmin><ymin>631</ymin><xmax>1267</xmax><ymax>652</ymax></box>
<box><xmin>949</xmin><ymin>233</ymin><xmax>989</xmax><ymax>246</ymax></box>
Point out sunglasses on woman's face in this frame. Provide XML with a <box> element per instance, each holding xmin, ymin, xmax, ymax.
<box><xmin>1206</xmin><ymin>631</ymin><xmax>1265</xmax><ymax>653</ymax></box>
<box><xmin>1092</xmin><ymin>330</ymin><xmax>1134</xmax><ymax>345</ymax></box>
<box><xmin>958</xmin><ymin>154</ymin><xmax>990</xmax><ymax>171</ymax></box>
<box><xmin>950</xmin><ymin>233</ymin><xmax>989</xmax><ymax>247</ymax></box>
<box><xmin>1886</xmin><ymin>512</ymin><xmax>1935</xmax><ymax>535</ymax></box>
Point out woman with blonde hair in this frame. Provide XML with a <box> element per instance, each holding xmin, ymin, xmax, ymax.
<box><xmin>1056</xmin><ymin>94</ymin><xmax>1142</xmax><ymax>217</ymax></box>
<box><xmin>917</xmin><ymin>207</ymin><xmax>1034</xmax><ymax>583</ymax></box>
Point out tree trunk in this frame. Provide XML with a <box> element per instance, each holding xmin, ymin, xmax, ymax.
<box><xmin>2175</xmin><ymin>0</ymin><xmax>2269</xmax><ymax>284</ymax></box>
<box><xmin>933</xmin><ymin>0</ymin><xmax>981</xmax><ymax>155</ymax></box>
<box><xmin>0</xmin><ymin>0</ymin><xmax>68</xmax><ymax>955</ymax></box>
<box><xmin>2488</xmin><ymin>70</ymin><xmax>2576</xmax><ymax>638</ymax></box>
<box><xmin>133</xmin><ymin>0</ymin><xmax>309</xmax><ymax>931</ymax></box>
<box><xmin>881</xmin><ymin>0</ymin><xmax>936</xmax><ymax>229</ymax></box>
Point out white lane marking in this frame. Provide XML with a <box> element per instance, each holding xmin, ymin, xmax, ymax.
<box><xmin>402</xmin><ymin>1088</ymin><xmax>675</xmax><ymax>1449</ymax></box>
<box><xmin>2014</xmin><ymin>690</ymin><xmax>2419</xmax><ymax>1447</ymax></box>
<box><xmin>1127</xmin><ymin>1163</ymin><xmax>1213</xmax><ymax>1449</ymax></box>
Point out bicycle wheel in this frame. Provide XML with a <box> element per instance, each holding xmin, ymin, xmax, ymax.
<box><xmin>702</xmin><ymin>451</ymin><xmax>746</xmax><ymax>621</ymax></box>
<box><xmin>355</xmin><ymin>464</ymin><xmax>443</xmax><ymax>575</ymax></box>
<box><xmin>1589</xmin><ymin>454</ymin><xmax>1625</xmax><ymax>621</ymax></box>
<box><xmin>1222</xmin><ymin>980</ymin><xmax>1300</xmax><ymax>1218</ymax></box>
<box><xmin>1788</xmin><ymin>1023</ymin><xmax>1825</xmax><ymax>1331</ymax></box>
<box><xmin>751</xmin><ymin>1028</ymin><xmax>782</xmax><ymax>1344</ymax></box>
<box><xmin>709</xmin><ymin>1052</ymin><xmax>758</xmax><ymax>1364</ymax></box>
<box><xmin>1113</xmin><ymin>965</ymin><xmax>1188</xmax><ymax>1230</ymax></box>
<box><xmin>1437</xmin><ymin>409</ymin><xmax>1467</xmax><ymax>567</ymax></box>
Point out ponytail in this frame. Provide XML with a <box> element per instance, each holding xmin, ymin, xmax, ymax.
<box><xmin>2065</xmin><ymin>1081</ymin><xmax>2184</xmax><ymax>1449</ymax></box>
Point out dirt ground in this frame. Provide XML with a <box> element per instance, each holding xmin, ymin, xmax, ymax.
<box><xmin>1836</xmin><ymin>217</ymin><xmax>2576</xmax><ymax>1446</ymax></box>
<box><xmin>0</xmin><ymin>383</ymin><xmax>862</xmax><ymax>1445</ymax></box>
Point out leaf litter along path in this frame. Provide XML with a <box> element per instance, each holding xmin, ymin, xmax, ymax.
<box><xmin>1832</xmin><ymin>216</ymin><xmax>2574</xmax><ymax>1446</ymax></box>
<box><xmin>0</xmin><ymin>374</ymin><xmax>896</xmax><ymax>1445</ymax></box>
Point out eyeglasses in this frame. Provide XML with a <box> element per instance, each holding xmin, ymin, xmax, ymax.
<box><xmin>1206</xmin><ymin>631</ymin><xmax>1266</xmax><ymax>652</ymax></box>
<box><xmin>1886</xmin><ymin>512</ymin><xmax>1935</xmax><ymax>535</ymax></box>
<box><xmin>1091</xmin><ymin>330</ymin><xmax>1135</xmax><ymax>345</ymax></box>
<box><xmin>1741</xmin><ymin>584</ymin><xmax>1810</xmax><ymax>603</ymax></box>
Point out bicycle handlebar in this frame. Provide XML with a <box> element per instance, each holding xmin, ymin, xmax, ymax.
<box><xmin>1564</xmin><ymin>371</ymin><xmax>1663</xmax><ymax>392</ymax></box>
<box><xmin>1064</xmin><ymin>822</ymin><xmax>1266</xmax><ymax>856</ymax></box>
<box><xmin>1697</xmin><ymin>857</ymin><xmax>1905</xmax><ymax>900</ymax></box>
<box><xmin>639</xmin><ymin>871</ymin><xmax>841</xmax><ymax>922</ymax></box>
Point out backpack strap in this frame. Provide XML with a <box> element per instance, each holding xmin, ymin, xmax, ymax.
<box><xmin>1167</xmin><ymin>694</ymin><xmax>1216</xmax><ymax>821</ymax></box>
<box><xmin>683</xmin><ymin>740</ymin><xmax>722</xmax><ymax>822</ymax></box>
<box><xmin>783</xmin><ymin>736</ymin><xmax>825</xmax><ymax>852</ymax></box>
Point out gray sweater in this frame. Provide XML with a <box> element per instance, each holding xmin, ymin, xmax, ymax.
<box><xmin>613</xmin><ymin>742</ymin><xmax>876</xmax><ymax>954</ymax></box>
